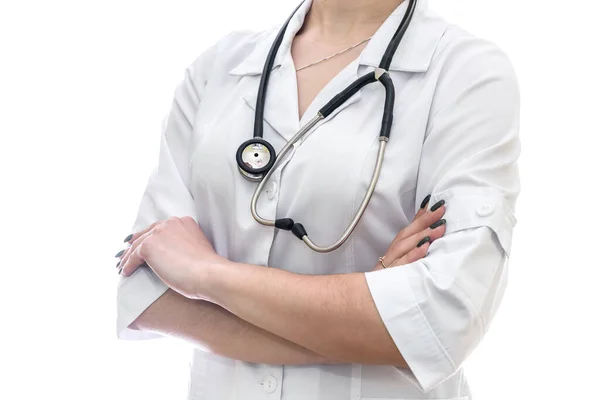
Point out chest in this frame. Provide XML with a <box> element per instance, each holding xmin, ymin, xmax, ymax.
<box><xmin>291</xmin><ymin>35</ymin><xmax>369</xmax><ymax>119</ymax></box>
<box><xmin>186</xmin><ymin>61</ymin><xmax>437</xmax><ymax>266</ymax></box>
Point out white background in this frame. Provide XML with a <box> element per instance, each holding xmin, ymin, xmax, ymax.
<box><xmin>1</xmin><ymin>0</ymin><xmax>598</xmax><ymax>399</ymax></box>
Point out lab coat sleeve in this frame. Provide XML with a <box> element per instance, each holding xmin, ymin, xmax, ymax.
<box><xmin>116</xmin><ymin>47</ymin><xmax>216</xmax><ymax>340</ymax></box>
<box><xmin>365</xmin><ymin>39</ymin><xmax>521</xmax><ymax>392</ymax></box>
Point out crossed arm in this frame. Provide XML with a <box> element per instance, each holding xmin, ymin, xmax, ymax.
<box><xmin>122</xmin><ymin>199</ymin><xmax>446</xmax><ymax>366</ymax></box>
<box><xmin>132</xmin><ymin>273</ymin><xmax>395</xmax><ymax>365</ymax></box>
<box><xmin>131</xmin><ymin>288</ymin><xmax>329</xmax><ymax>365</ymax></box>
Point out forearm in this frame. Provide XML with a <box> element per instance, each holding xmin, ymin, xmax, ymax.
<box><xmin>131</xmin><ymin>289</ymin><xmax>331</xmax><ymax>365</ymax></box>
<box><xmin>206</xmin><ymin>263</ymin><xmax>407</xmax><ymax>366</ymax></box>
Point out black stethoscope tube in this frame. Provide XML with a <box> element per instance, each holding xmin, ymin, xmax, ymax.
<box><xmin>319</xmin><ymin>72</ymin><xmax>377</xmax><ymax>118</ymax></box>
<box><xmin>253</xmin><ymin>2</ymin><xmax>305</xmax><ymax>140</ymax></box>
<box><xmin>380</xmin><ymin>0</ymin><xmax>417</xmax><ymax>70</ymax></box>
<box><xmin>318</xmin><ymin>71</ymin><xmax>395</xmax><ymax>138</ymax></box>
<box><xmin>240</xmin><ymin>0</ymin><xmax>418</xmax><ymax>252</ymax></box>
<box><xmin>258</xmin><ymin>0</ymin><xmax>416</xmax><ymax>141</ymax></box>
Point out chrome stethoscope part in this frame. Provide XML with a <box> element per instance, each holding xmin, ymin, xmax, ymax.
<box><xmin>251</xmin><ymin>128</ymin><xmax>389</xmax><ymax>253</ymax></box>
<box><xmin>250</xmin><ymin>114</ymin><xmax>323</xmax><ymax>227</ymax></box>
<box><xmin>236</xmin><ymin>0</ymin><xmax>418</xmax><ymax>253</ymax></box>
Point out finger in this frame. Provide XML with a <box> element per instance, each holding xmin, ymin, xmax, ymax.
<box><xmin>115</xmin><ymin>249</ymin><xmax>126</xmax><ymax>258</ymax></box>
<box><xmin>117</xmin><ymin>220</ymin><xmax>163</xmax><ymax>268</ymax></box>
<box><xmin>119</xmin><ymin>217</ymin><xmax>186</xmax><ymax>272</ymax></box>
<box><xmin>391</xmin><ymin>240</ymin><xmax>431</xmax><ymax>268</ymax></box>
<box><xmin>408</xmin><ymin>199</ymin><xmax>446</xmax><ymax>236</ymax></box>
<box><xmin>384</xmin><ymin>217</ymin><xmax>447</xmax><ymax>263</ymax></box>
<box><xmin>413</xmin><ymin>194</ymin><xmax>431</xmax><ymax>221</ymax></box>
<box><xmin>413</xmin><ymin>207</ymin><xmax>427</xmax><ymax>222</ymax></box>
<box><xmin>389</xmin><ymin>199</ymin><xmax>446</xmax><ymax>246</ymax></box>
<box><xmin>123</xmin><ymin>220</ymin><xmax>163</xmax><ymax>244</ymax></box>
<box><xmin>403</xmin><ymin>217</ymin><xmax>447</xmax><ymax>255</ymax></box>
<box><xmin>119</xmin><ymin>228</ymin><xmax>155</xmax><ymax>276</ymax></box>
<box><xmin>120</xmin><ymin>248</ymin><xmax>147</xmax><ymax>277</ymax></box>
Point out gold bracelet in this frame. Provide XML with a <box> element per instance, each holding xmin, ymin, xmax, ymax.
<box><xmin>378</xmin><ymin>256</ymin><xmax>389</xmax><ymax>269</ymax></box>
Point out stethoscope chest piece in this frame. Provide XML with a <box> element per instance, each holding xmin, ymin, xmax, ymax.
<box><xmin>235</xmin><ymin>0</ymin><xmax>418</xmax><ymax>252</ymax></box>
<box><xmin>236</xmin><ymin>138</ymin><xmax>276</xmax><ymax>182</ymax></box>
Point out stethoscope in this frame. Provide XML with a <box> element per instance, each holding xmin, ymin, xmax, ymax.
<box><xmin>235</xmin><ymin>0</ymin><xmax>418</xmax><ymax>253</ymax></box>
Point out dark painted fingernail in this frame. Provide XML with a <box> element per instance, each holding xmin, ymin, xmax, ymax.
<box><xmin>420</xmin><ymin>194</ymin><xmax>431</xmax><ymax>209</ymax></box>
<box><xmin>115</xmin><ymin>249</ymin><xmax>125</xmax><ymax>258</ymax></box>
<box><xmin>430</xmin><ymin>199</ymin><xmax>445</xmax><ymax>212</ymax></box>
<box><xmin>124</xmin><ymin>234</ymin><xmax>133</xmax><ymax>243</ymax></box>
<box><xmin>430</xmin><ymin>219</ymin><xmax>446</xmax><ymax>230</ymax></box>
<box><xmin>116</xmin><ymin>261</ymin><xmax>121</xmax><ymax>268</ymax></box>
<box><xmin>118</xmin><ymin>267</ymin><xmax>123</xmax><ymax>275</ymax></box>
<box><xmin>417</xmin><ymin>237</ymin><xmax>431</xmax><ymax>248</ymax></box>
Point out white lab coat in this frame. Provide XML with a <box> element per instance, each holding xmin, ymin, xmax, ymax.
<box><xmin>116</xmin><ymin>0</ymin><xmax>520</xmax><ymax>398</ymax></box>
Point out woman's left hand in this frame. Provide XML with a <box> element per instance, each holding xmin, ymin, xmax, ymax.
<box><xmin>117</xmin><ymin>216</ymin><xmax>226</xmax><ymax>299</ymax></box>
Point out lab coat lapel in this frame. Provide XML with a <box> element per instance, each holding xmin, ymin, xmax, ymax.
<box><xmin>233</xmin><ymin>1</ymin><xmax>313</xmax><ymax>142</ymax></box>
<box><xmin>241</xmin><ymin>55</ymin><xmax>301</xmax><ymax>142</ymax></box>
<box><xmin>242</xmin><ymin>57</ymin><xmax>364</xmax><ymax>145</ymax></box>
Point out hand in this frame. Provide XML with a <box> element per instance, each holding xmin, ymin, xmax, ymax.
<box><xmin>373</xmin><ymin>196</ymin><xmax>447</xmax><ymax>271</ymax></box>
<box><xmin>116</xmin><ymin>216</ymin><xmax>227</xmax><ymax>299</ymax></box>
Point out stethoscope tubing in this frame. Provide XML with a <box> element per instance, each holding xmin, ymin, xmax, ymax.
<box><xmin>251</xmin><ymin>114</ymin><xmax>323</xmax><ymax>226</ymax></box>
<box><xmin>246</xmin><ymin>0</ymin><xmax>417</xmax><ymax>253</ymax></box>
<box><xmin>251</xmin><ymin>70</ymin><xmax>393</xmax><ymax>252</ymax></box>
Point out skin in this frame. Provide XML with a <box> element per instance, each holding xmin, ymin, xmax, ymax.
<box><xmin>118</xmin><ymin>0</ymin><xmax>448</xmax><ymax>367</ymax></box>
<box><xmin>293</xmin><ymin>0</ymin><xmax>408</xmax><ymax>117</ymax></box>
<box><xmin>119</xmin><ymin>201</ymin><xmax>446</xmax><ymax>365</ymax></box>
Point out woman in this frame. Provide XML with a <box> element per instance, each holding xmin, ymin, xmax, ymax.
<box><xmin>115</xmin><ymin>0</ymin><xmax>520</xmax><ymax>399</ymax></box>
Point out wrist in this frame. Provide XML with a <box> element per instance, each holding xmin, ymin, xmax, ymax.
<box><xmin>193</xmin><ymin>257</ymin><xmax>237</xmax><ymax>302</ymax></box>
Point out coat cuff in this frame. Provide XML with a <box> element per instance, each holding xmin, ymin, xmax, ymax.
<box><xmin>116</xmin><ymin>267</ymin><xmax>169</xmax><ymax>340</ymax></box>
<box><xmin>365</xmin><ymin>266</ymin><xmax>457</xmax><ymax>393</ymax></box>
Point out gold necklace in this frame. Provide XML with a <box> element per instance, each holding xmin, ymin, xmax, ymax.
<box><xmin>295</xmin><ymin>36</ymin><xmax>373</xmax><ymax>72</ymax></box>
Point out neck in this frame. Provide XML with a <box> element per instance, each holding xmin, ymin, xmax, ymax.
<box><xmin>303</xmin><ymin>0</ymin><xmax>405</xmax><ymax>40</ymax></box>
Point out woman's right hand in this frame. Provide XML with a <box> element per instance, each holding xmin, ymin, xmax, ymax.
<box><xmin>373</xmin><ymin>196</ymin><xmax>447</xmax><ymax>271</ymax></box>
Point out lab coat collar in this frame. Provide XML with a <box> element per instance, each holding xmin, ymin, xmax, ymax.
<box><xmin>229</xmin><ymin>0</ymin><xmax>312</xmax><ymax>76</ymax></box>
<box><xmin>229</xmin><ymin>0</ymin><xmax>445</xmax><ymax>76</ymax></box>
<box><xmin>359</xmin><ymin>0</ymin><xmax>445</xmax><ymax>72</ymax></box>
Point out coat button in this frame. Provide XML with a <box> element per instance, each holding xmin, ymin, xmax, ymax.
<box><xmin>477</xmin><ymin>203</ymin><xmax>495</xmax><ymax>217</ymax></box>
<box><xmin>262</xmin><ymin>375</ymin><xmax>277</xmax><ymax>393</ymax></box>
<box><xmin>266</xmin><ymin>181</ymin><xmax>278</xmax><ymax>200</ymax></box>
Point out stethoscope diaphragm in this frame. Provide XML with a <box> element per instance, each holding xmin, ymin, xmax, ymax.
<box><xmin>235</xmin><ymin>138</ymin><xmax>276</xmax><ymax>182</ymax></box>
